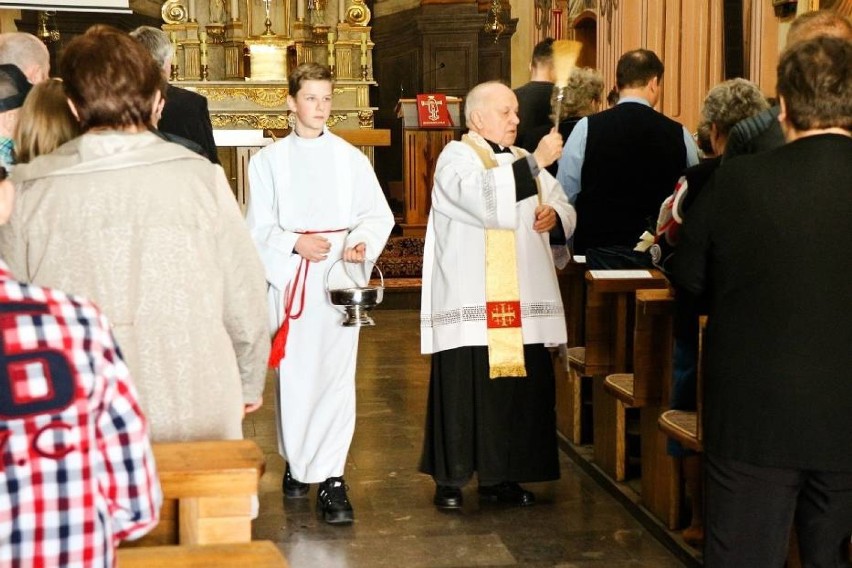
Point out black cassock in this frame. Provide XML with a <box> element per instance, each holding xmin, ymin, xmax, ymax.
<box><xmin>419</xmin><ymin>343</ymin><xmax>560</xmax><ymax>486</ymax></box>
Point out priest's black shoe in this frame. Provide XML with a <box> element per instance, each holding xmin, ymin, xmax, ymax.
<box><xmin>317</xmin><ymin>477</ymin><xmax>354</xmax><ymax>525</ymax></box>
<box><xmin>478</xmin><ymin>482</ymin><xmax>535</xmax><ymax>506</ymax></box>
<box><xmin>433</xmin><ymin>485</ymin><xmax>463</xmax><ymax>510</ymax></box>
<box><xmin>283</xmin><ymin>464</ymin><xmax>309</xmax><ymax>499</ymax></box>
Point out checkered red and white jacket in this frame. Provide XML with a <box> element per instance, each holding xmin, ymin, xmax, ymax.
<box><xmin>0</xmin><ymin>261</ymin><xmax>161</xmax><ymax>567</ymax></box>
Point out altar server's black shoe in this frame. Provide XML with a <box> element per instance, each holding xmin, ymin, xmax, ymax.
<box><xmin>478</xmin><ymin>482</ymin><xmax>535</xmax><ymax>506</ymax></box>
<box><xmin>433</xmin><ymin>485</ymin><xmax>463</xmax><ymax>510</ymax></box>
<box><xmin>317</xmin><ymin>477</ymin><xmax>354</xmax><ymax>525</ymax></box>
<box><xmin>283</xmin><ymin>464</ymin><xmax>309</xmax><ymax>498</ymax></box>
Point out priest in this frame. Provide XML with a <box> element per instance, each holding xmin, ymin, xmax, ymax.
<box><xmin>246</xmin><ymin>62</ymin><xmax>393</xmax><ymax>525</ymax></box>
<box><xmin>419</xmin><ymin>81</ymin><xmax>575</xmax><ymax>509</ymax></box>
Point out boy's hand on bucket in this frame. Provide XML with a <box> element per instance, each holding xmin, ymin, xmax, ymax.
<box><xmin>343</xmin><ymin>243</ymin><xmax>367</xmax><ymax>262</ymax></box>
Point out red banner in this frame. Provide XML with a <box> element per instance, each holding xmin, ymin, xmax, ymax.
<box><xmin>416</xmin><ymin>94</ymin><xmax>453</xmax><ymax>128</ymax></box>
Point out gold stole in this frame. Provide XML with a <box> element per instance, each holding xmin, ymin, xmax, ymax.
<box><xmin>462</xmin><ymin>134</ymin><xmax>526</xmax><ymax>378</ymax></box>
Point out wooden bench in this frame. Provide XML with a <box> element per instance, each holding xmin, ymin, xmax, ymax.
<box><xmin>585</xmin><ymin>270</ymin><xmax>668</xmax><ymax>481</ymax></box>
<box><xmin>658</xmin><ymin>316</ymin><xmax>706</xmax><ymax>453</ymax></box>
<box><xmin>125</xmin><ymin>439</ymin><xmax>265</xmax><ymax>547</ymax></box>
<box><xmin>601</xmin><ymin>288</ymin><xmax>680</xmax><ymax>528</ymax></box>
<box><xmin>553</xmin><ymin>258</ymin><xmax>589</xmax><ymax>444</ymax></box>
<box><xmin>118</xmin><ymin>541</ymin><xmax>287</xmax><ymax>567</ymax></box>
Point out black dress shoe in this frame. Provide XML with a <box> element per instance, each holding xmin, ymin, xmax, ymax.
<box><xmin>317</xmin><ymin>477</ymin><xmax>354</xmax><ymax>525</ymax></box>
<box><xmin>478</xmin><ymin>482</ymin><xmax>535</xmax><ymax>506</ymax></box>
<box><xmin>283</xmin><ymin>464</ymin><xmax>309</xmax><ymax>498</ymax></box>
<box><xmin>433</xmin><ymin>485</ymin><xmax>463</xmax><ymax>510</ymax></box>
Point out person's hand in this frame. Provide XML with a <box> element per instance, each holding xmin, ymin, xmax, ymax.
<box><xmin>343</xmin><ymin>242</ymin><xmax>366</xmax><ymax>262</ymax></box>
<box><xmin>533</xmin><ymin>204</ymin><xmax>557</xmax><ymax>233</ymax></box>
<box><xmin>532</xmin><ymin>128</ymin><xmax>563</xmax><ymax>169</ymax></box>
<box><xmin>243</xmin><ymin>397</ymin><xmax>263</xmax><ymax>417</ymax></box>
<box><xmin>295</xmin><ymin>234</ymin><xmax>331</xmax><ymax>262</ymax></box>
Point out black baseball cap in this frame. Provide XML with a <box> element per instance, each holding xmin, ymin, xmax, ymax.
<box><xmin>0</xmin><ymin>64</ymin><xmax>32</xmax><ymax>112</ymax></box>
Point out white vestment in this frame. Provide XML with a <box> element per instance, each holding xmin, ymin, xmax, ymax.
<box><xmin>246</xmin><ymin>129</ymin><xmax>394</xmax><ymax>482</ymax></box>
<box><xmin>421</xmin><ymin>132</ymin><xmax>576</xmax><ymax>354</ymax></box>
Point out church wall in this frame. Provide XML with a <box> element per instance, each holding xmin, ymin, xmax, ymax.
<box><xmin>0</xmin><ymin>10</ymin><xmax>20</xmax><ymax>32</ymax></box>
<box><xmin>593</xmin><ymin>0</ymin><xmax>723</xmax><ymax>132</ymax></box>
<box><xmin>510</xmin><ymin>0</ymin><xmax>535</xmax><ymax>87</ymax></box>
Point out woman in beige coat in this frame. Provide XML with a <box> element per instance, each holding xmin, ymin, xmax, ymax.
<box><xmin>1</xmin><ymin>27</ymin><xmax>269</xmax><ymax>442</ymax></box>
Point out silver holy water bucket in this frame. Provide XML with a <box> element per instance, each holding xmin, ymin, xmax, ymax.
<box><xmin>325</xmin><ymin>258</ymin><xmax>384</xmax><ymax>327</ymax></box>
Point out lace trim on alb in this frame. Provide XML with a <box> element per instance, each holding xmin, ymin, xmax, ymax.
<box><xmin>421</xmin><ymin>301</ymin><xmax>564</xmax><ymax>328</ymax></box>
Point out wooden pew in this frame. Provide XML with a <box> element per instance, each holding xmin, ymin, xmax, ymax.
<box><xmin>658</xmin><ymin>317</ymin><xmax>705</xmax><ymax>453</ymax></box>
<box><xmin>118</xmin><ymin>541</ymin><xmax>287</xmax><ymax>567</ymax></box>
<box><xmin>125</xmin><ymin>440</ymin><xmax>265</xmax><ymax>547</ymax></box>
<box><xmin>554</xmin><ymin>257</ymin><xmax>589</xmax><ymax>444</ymax></box>
<box><xmin>584</xmin><ymin>270</ymin><xmax>668</xmax><ymax>481</ymax></box>
<box><xmin>603</xmin><ymin>288</ymin><xmax>680</xmax><ymax>528</ymax></box>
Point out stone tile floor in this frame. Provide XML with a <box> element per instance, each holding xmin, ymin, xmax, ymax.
<box><xmin>245</xmin><ymin>309</ymin><xmax>688</xmax><ymax>567</ymax></box>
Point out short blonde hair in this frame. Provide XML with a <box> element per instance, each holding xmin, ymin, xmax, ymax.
<box><xmin>14</xmin><ymin>78</ymin><xmax>80</xmax><ymax>163</ymax></box>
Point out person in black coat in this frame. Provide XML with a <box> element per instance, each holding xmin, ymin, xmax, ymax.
<box><xmin>514</xmin><ymin>38</ymin><xmax>555</xmax><ymax>155</ymax></box>
<box><xmin>158</xmin><ymin>84</ymin><xmax>219</xmax><ymax>164</ymax></box>
<box><xmin>131</xmin><ymin>26</ymin><xmax>219</xmax><ymax>164</ymax></box>
<box><xmin>673</xmin><ymin>37</ymin><xmax>852</xmax><ymax>567</ymax></box>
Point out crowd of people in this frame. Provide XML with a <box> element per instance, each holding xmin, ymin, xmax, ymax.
<box><xmin>0</xmin><ymin>8</ymin><xmax>848</xmax><ymax>567</ymax></box>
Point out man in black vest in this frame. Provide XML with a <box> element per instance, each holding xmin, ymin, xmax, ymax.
<box><xmin>674</xmin><ymin>36</ymin><xmax>852</xmax><ymax>567</ymax></box>
<box><xmin>556</xmin><ymin>49</ymin><xmax>698</xmax><ymax>268</ymax></box>
<box><xmin>131</xmin><ymin>26</ymin><xmax>220</xmax><ymax>165</ymax></box>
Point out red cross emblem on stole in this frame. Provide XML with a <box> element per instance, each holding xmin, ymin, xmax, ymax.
<box><xmin>486</xmin><ymin>301</ymin><xmax>522</xmax><ymax>329</ymax></box>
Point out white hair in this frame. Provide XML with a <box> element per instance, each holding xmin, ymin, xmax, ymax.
<box><xmin>130</xmin><ymin>26</ymin><xmax>173</xmax><ymax>71</ymax></box>
<box><xmin>463</xmin><ymin>81</ymin><xmax>508</xmax><ymax>124</ymax></box>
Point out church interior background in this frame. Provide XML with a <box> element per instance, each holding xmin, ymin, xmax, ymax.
<box><xmin>2</xmin><ymin>0</ymin><xmax>846</xmax><ymax>224</ymax></box>
<box><xmin>0</xmin><ymin>0</ymin><xmax>849</xmax><ymax>566</ymax></box>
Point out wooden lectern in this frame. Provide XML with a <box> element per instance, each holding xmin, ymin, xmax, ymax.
<box><xmin>396</xmin><ymin>97</ymin><xmax>462</xmax><ymax>236</ymax></box>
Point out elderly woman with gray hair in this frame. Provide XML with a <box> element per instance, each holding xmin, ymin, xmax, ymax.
<box><xmin>642</xmin><ymin>77</ymin><xmax>769</xmax><ymax>548</ymax></box>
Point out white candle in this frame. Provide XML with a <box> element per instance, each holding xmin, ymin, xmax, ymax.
<box><xmin>199</xmin><ymin>31</ymin><xmax>208</xmax><ymax>65</ymax></box>
<box><xmin>297</xmin><ymin>0</ymin><xmax>305</xmax><ymax>21</ymax></box>
<box><xmin>327</xmin><ymin>31</ymin><xmax>335</xmax><ymax>67</ymax></box>
<box><xmin>360</xmin><ymin>34</ymin><xmax>367</xmax><ymax>67</ymax></box>
<box><xmin>188</xmin><ymin>0</ymin><xmax>196</xmax><ymax>21</ymax></box>
<box><xmin>231</xmin><ymin>0</ymin><xmax>239</xmax><ymax>21</ymax></box>
<box><xmin>338</xmin><ymin>0</ymin><xmax>345</xmax><ymax>23</ymax></box>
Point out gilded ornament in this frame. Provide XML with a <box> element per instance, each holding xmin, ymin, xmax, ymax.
<box><xmin>357</xmin><ymin>110</ymin><xmax>373</xmax><ymax>128</ymax></box>
<box><xmin>195</xmin><ymin>86</ymin><xmax>290</xmax><ymax>107</ymax></box>
<box><xmin>326</xmin><ymin>114</ymin><xmax>348</xmax><ymax>128</ymax></box>
<box><xmin>345</xmin><ymin>0</ymin><xmax>371</xmax><ymax>26</ymax></box>
<box><xmin>162</xmin><ymin>0</ymin><xmax>188</xmax><ymax>24</ymax></box>
<box><xmin>211</xmin><ymin>113</ymin><xmax>290</xmax><ymax>128</ymax></box>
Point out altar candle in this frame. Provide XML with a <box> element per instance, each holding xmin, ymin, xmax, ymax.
<box><xmin>338</xmin><ymin>0</ymin><xmax>345</xmax><ymax>23</ymax></box>
<box><xmin>327</xmin><ymin>31</ymin><xmax>335</xmax><ymax>67</ymax></box>
<box><xmin>199</xmin><ymin>32</ymin><xmax>208</xmax><ymax>65</ymax></box>
<box><xmin>297</xmin><ymin>0</ymin><xmax>305</xmax><ymax>21</ymax></box>
<box><xmin>188</xmin><ymin>0</ymin><xmax>196</xmax><ymax>21</ymax></box>
<box><xmin>231</xmin><ymin>0</ymin><xmax>239</xmax><ymax>21</ymax></box>
<box><xmin>360</xmin><ymin>34</ymin><xmax>367</xmax><ymax>67</ymax></box>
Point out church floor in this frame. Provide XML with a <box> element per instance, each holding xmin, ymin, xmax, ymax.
<box><xmin>244</xmin><ymin>309</ymin><xmax>688</xmax><ymax>567</ymax></box>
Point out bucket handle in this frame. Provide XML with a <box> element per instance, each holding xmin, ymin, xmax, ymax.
<box><xmin>325</xmin><ymin>257</ymin><xmax>384</xmax><ymax>293</ymax></box>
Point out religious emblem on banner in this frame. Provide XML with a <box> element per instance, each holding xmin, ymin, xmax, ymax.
<box><xmin>415</xmin><ymin>94</ymin><xmax>453</xmax><ymax>128</ymax></box>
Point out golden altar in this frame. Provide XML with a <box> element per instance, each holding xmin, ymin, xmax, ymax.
<box><xmin>158</xmin><ymin>0</ymin><xmax>384</xmax><ymax>210</ymax></box>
